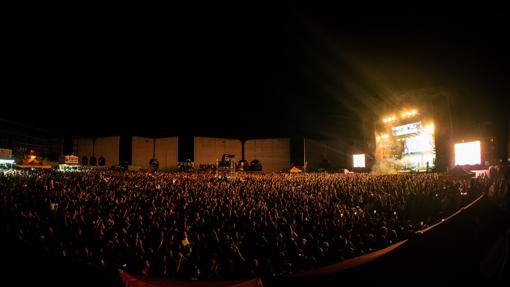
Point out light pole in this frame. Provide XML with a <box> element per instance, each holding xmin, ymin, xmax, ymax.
<box><xmin>303</xmin><ymin>137</ymin><xmax>307</xmax><ymax>172</ymax></box>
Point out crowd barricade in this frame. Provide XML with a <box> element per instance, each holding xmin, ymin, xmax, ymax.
<box><xmin>120</xmin><ymin>272</ymin><xmax>263</xmax><ymax>287</ymax></box>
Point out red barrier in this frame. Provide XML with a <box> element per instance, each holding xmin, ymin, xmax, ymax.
<box><xmin>120</xmin><ymin>272</ymin><xmax>264</xmax><ymax>287</ymax></box>
<box><xmin>287</xmin><ymin>240</ymin><xmax>407</xmax><ymax>277</ymax></box>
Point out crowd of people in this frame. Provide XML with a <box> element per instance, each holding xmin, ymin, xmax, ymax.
<box><xmin>0</xmin><ymin>169</ymin><xmax>498</xmax><ymax>280</ymax></box>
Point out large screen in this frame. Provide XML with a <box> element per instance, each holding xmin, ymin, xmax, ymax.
<box><xmin>404</xmin><ymin>132</ymin><xmax>434</xmax><ymax>154</ymax></box>
<box><xmin>375</xmin><ymin>121</ymin><xmax>435</xmax><ymax>172</ymax></box>
<box><xmin>353</xmin><ymin>154</ymin><xmax>366</xmax><ymax>168</ymax></box>
<box><xmin>455</xmin><ymin>141</ymin><xmax>481</xmax><ymax>165</ymax></box>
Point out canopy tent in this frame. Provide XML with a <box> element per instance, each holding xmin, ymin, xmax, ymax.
<box><xmin>290</xmin><ymin>166</ymin><xmax>303</xmax><ymax>173</ymax></box>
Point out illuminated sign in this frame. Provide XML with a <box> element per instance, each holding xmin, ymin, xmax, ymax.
<box><xmin>353</xmin><ymin>154</ymin><xmax>366</xmax><ymax>168</ymax></box>
<box><xmin>455</xmin><ymin>141</ymin><xmax>481</xmax><ymax>165</ymax></box>
<box><xmin>64</xmin><ymin>155</ymin><xmax>79</xmax><ymax>165</ymax></box>
<box><xmin>0</xmin><ymin>148</ymin><xmax>13</xmax><ymax>157</ymax></box>
<box><xmin>392</xmin><ymin>122</ymin><xmax>421</xmax><ymax>136</ymax></box>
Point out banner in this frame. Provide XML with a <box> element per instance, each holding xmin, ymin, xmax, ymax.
<box><xmin>392</xmin><ymin>121</ymin><xmax>421</xmax><ymax>136</ymax></box>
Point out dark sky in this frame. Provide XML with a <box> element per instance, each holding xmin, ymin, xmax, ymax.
<box><xmin>2</xmin><ymin>2</ymin><xmax>508</xmax><ymax>139</ymax></box>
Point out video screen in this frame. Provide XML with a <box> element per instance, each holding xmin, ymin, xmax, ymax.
<box><xmin>376</xmin><ymin>121</ymin><xmax>435</xmax><ymax>172</ymax></box>
<box><xmin>404</xmin><ymin>132</ymin><xmax>434</xmax><ymax>154</ymax></box>
<box><xmin>455</xmin><ymin>141</ymin><xmax>481</xmax><ymax>165</ymax></box>
<box><xmin>399</xmin><ymin>122</ymin><xmax>435</xmax><ymax>171</ymax></box>
<box><xmin>353</xmin><ymin>154</ymin><xmax>366</xmax><ymax>168</ymax></box>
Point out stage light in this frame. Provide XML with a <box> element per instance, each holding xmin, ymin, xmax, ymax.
<box><xmin>383</xmin><ymin>115</ymin><xmax>398</xmax><ymax>123</ymax></box>
<box><xmin>455</xmin><ymin>141</ymin><xmax>481</xmax><ymax>165</ymax></box>
<box><xmin>353</xmin><ymin>154</ymin><xmax>366</xmax><ymax>168</ymax></box>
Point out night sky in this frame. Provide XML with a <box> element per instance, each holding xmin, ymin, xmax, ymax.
<box><xmin>2</xmin><ymin>2</ymin><xmax>508</xmax><ymax>139</ymax></box>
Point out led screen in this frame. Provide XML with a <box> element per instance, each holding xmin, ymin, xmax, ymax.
<box><xmin>404</xmin><ymin>132</ymin><xmax>434</xmax><ymax>154</ymax></box>
<box><xmin>375</xmin><ymin>121</ymin><xmax>435</xmax><ymax>172</ymax></box>
<box><xmin>353</xmin><ymin>154</ymin><xmax>366</xmax><ymax>168</ymax></box>
<box><xmin>455</xmin><ymin>141</ymin><xmax>481</xmax><ymax>165</ymax></box>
